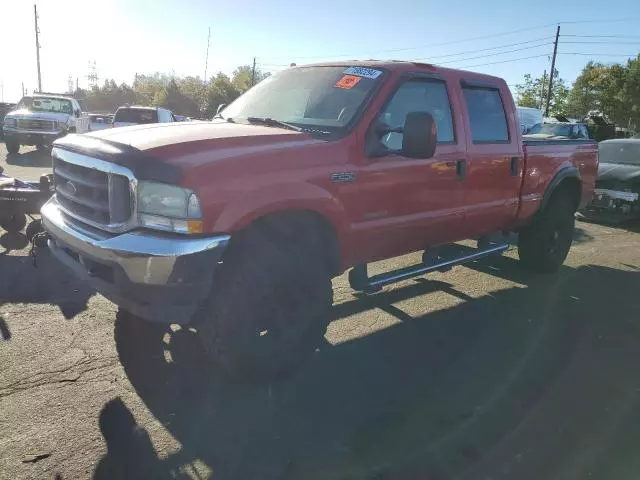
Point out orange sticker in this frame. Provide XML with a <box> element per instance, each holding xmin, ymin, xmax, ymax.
<box><xmin>335</xmin><ymin>74</ymin><xmax>361</xmax><ymax>89</ymax></box>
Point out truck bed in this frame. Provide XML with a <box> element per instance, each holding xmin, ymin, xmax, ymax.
<box><xmin>517</xmin><ymin>139</ymin><xmax>599</xmax><ymax>224</ymax></box>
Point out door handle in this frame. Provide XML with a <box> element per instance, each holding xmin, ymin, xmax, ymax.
<box><xmin>456</xmin><ymin>159</ymin><xmax>466</xmax><ymax>180</ymax></box>
<box><xmin>510</xmin><ymin>157</ymin><xmax>520</xmax><ymax>176</ymax></box>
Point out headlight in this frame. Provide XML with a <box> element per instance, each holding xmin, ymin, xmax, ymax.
<box><xmin>137</xmin><ymin>181</ymin><xmax>203</xmax><ymax>234</ymax></box>
<box><xmin>55</xmin><ymin>121</ymin><xmax>68</xmax><ymax>131</ymax></box>
<box><xmin>3</xmin><ymin>117</ymin><xmax>16</xmax><ymax>128</ymax></box>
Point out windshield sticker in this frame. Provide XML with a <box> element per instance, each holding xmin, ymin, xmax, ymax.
<box><xmin>335</xmin><ymin>75</ymin><xmax>362</xmax><ymax>89</ymax></box>
<box><xmin>343</xmin><ymin>66</ymin><xmax>382</xmax><ymax>79</ymax></box>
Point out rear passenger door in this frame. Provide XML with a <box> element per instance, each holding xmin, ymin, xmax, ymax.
<box><xmin>460</xmin><ymin>80</ymin><xmax>522</xmax><ymax>237</ymax></box>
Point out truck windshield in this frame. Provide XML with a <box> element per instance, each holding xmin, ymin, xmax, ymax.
<box><xmin>220</xmin><ymin>66</ymin><xmax>384</xmax><ymax>132</ymax></box>
<box><xmin>16</xmin><ymin>96</ymin><xmax>73</xmax><ymax>114</ymax></box>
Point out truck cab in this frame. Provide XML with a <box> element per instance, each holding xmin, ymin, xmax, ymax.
<box><xmin>2</xmin><ymin>93</ymin><xmax>89</xmax><ymax>154</ymax></box>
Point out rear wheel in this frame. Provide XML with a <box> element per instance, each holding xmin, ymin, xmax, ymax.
<box><xmin>518</xmin><ymin>192</ymin><xmax>576</xmax><ymax>273</ymax></box>
<box><xmin>5</xmin><ymin>140</ymin><xmax>19</xmax><ymax>154</ymax></box>
<box><xmin>195</xmin><ymin>217</ymin><xmax>333</xmax><ymax>378</ymax></box>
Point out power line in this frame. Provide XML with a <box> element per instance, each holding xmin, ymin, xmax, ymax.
<box><xmin>561</xmin><ymin>41</ymin><xmax>640</xmax><ymax>45</ymax></box>
<box><xmin>260</xmin><ymin>38</ymin><xmax>554</xmax><ymax>67</ymax></box>
<box><xmin>413</xmin><ymin>37</ymin><xmax>553</xmax><ymax>60</ymax></box>
<box><xmin>558</xmin><ymin>52</ymin><xmax>639</xmax><ymax>56</ymax></box>
<box><xmin>456</xmin><ymin>54</ymin><xmax>550</xmax><ymax>69</ymax></box>
<box><xmin>258</xmin><ymin>18</ymin><xmax>640</xmax><ymax>61</ymax></box>
<box><xmin>435</xmin><ymin>43</ymin><xmax>551</xmax><ymax>65</ymax></box>
<box><xmin>562</xmin><ymin>34</ymin><xmax>640</xmax><ymax>39</ymax></box>
<box><xmin>260</xmin><ymin>23</ymin><xmax>560</xmax><ymax>61</ymax></box>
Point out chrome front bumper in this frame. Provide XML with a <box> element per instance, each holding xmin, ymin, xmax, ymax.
<box><xmin>41</xmin><ymin>197</ymin><xmax>230</xmax><ymax>323</ymax></box>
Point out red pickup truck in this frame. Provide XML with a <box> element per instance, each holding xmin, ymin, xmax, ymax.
<box><xmin>41</xmin><ymin>61</ymin><xmax>598</xmax><ymax>375</ymax></box>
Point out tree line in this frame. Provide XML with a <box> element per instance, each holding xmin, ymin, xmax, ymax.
<box><xmin>75</xmin><ymin>65</ymin><xmax>270</xmax><ymax>118</ymax></box>
<box><xmin>516</xmin><ymin>54</ymin><xmax>640</xmax><ymax>131</ymax></box>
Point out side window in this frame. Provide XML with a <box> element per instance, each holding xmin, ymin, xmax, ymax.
<box><xmin>158</xmin><ymin>109</ymin><xmax>167</xmax><ymax>122</ymax></box>
<box><xmin>379</xmin><ymin>78</ymin><xmax>455</xmax><ymax>151</ymax></box>
<box><xmin>462</xmin><ymin>87</ymin><xmax>509</xmax><ymax>143</ymax></box>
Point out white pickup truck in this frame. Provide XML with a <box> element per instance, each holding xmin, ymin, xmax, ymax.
<box><xmin>2</xmin><ymin>93</ymin><xmax>90</xmax><ymax>154</ymax></box>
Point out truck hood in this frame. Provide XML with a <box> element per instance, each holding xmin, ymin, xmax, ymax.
<box><xmin>86</xmin><ymin>120</ymin><xmax>315</xmax><ymax>153</ymax></box>
<box><xmin>54</xmin><ymin>120</ymin><xmax>324</xmax><ymax>184</ymax></box>
<box><xmin>5</xmin><ymin>109</ymin><xmax>70</xmax><ymax>122</ymax></box>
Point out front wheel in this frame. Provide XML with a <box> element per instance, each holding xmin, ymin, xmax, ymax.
<box><xmin>518</xmin><ymin>192</ymin><xmax>575</xmax><ymax>273</ymax></box>
<box><xmin>195</xmin><ymin>218</ymin><xmax>333</xmax><ymax>378</ymax></box>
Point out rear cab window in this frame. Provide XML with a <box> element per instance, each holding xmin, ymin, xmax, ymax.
<box><xmin>462</xmin><ymin>84</ymin><xmax>509</xmax><ymax>143</ymax></box>
<box><xmin>114</xmin><ymin>108</ymin><xmax>158</xmax><ymax>124</ymax></box>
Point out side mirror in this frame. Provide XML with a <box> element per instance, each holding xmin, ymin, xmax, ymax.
<box><xmin>216</xmin><ymin>104</ymin><xmax>226</xmax><ymax>115</ymax></box>
<box><xmin>402</xmin><ymin>111</ymin><xmax>437</xmax><ymax>159</ymax></box>
<box><xmin>74</xmin><ymin>110</ymin><xmax>81</xmax><ymax>118</ymax></box>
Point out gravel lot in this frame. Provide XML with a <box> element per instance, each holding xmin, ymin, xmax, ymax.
<box><xmin>2</xmin><ymin>140</ymin><xmax>640</xmax><ymax>480</ymax></box>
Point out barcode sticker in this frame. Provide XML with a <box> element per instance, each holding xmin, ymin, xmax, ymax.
<box><xmin>342</xmin><ymin>66</ymin><xmax>383</xmax><ymax>79</ymax></box>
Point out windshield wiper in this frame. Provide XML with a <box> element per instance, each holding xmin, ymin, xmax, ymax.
<box><xmin>246</xmin><ymin>117</ymin><xmax>302</xmax><ymax>132</ymax></box>
<box><xmin>213</xmin><ymin>113</ymin><xmax>234</xmax><ymax>122</ymax></box>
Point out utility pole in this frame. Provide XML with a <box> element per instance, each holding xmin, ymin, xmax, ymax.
<box><xmin>203</xmin><ymin>27</ymin><xmax>210</xmax><ymax>82</ymax></box>
<box><xmin>251</xmin><ymin>57</ymin><xmax>256</xmax><ymax>87</ymax></box>
<box><xmin>34</xmin><ymin>4</ymin><xmax>42</xmax><ymax>92</ymax></box>
<box><xmin>544</xmin><ymin>25</ymin><xmax>560</xmax><ymax>117</ymax></box>
<box><xmin>1</xmin><ymin>81</ymin><xmax>3</xmax><ymax>102</ymax></box>
<box><xmin>539</xmin><ymin>70</ymin><xmax>547</xmax><ymax>110</ymax></box>
<box><xmin>22</xmin><ymin>82</ymin><xmax>25</xmax><ymax>97</ymax></box>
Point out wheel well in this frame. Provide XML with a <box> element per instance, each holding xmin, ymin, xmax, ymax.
<box><xmin>227</xmin><ymin>210</ymin><xmax>341</xmax><ymax>277</ymax></box>
<box><xmin>553</xmin><ymin>176</ymin><xmax>582</xmax><ymax>211</ymax></box>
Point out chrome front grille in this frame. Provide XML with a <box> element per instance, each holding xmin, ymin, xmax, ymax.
<box><xmin>53</xmin><ymin>151</ymin><xmax>135</xmax><ymax>230</ymax></box>
<box><xmin>17</xmin><ymin>118</ymin><xmax>55</xmax><ymax>131</ymax></box>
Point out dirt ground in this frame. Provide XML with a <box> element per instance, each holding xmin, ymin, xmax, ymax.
<box><xmin>2</xmin><ymin>141</ymin><xmax>640</xmax><ymax>480</ymax></box>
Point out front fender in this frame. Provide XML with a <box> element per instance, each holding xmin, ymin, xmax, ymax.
<box><xmin>213</xmin><ymin>181</ymin><xmax>351</xmax><ymax>250</ymax></box>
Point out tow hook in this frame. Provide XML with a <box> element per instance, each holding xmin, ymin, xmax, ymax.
<box><xmin>29</xmin><ymin>231</ymin><xmax>50</xmax><ymax>267</ymax></box>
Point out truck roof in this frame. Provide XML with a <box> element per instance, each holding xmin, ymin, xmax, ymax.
<box><xmin>295</xmin><ymin>60</ymin><xmax>506</xmax><ymax>84</ymax></box>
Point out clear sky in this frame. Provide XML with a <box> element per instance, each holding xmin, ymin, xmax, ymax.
<box><xmin>1</xmin><ymin>0</ymin><xmax>639</xmax><ymax>103</ymax></box>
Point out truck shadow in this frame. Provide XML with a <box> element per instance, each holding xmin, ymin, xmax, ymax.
<box><xmin>112</xmin><ymin>260</ymin><xmax>640</xmax><ymax>480</ymax></box>
<box><xmin>4</xmin><ymin>149</ymin><xmax>52</xmax><ymax>168</ymax></box>
<box><xmin>0</xmin><ymin>248</ymin><xmax>94</xmax><ymax>319</ymax></box>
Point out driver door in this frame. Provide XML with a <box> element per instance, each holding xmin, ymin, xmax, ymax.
<box><xmin>352</xmin><ymin>75</ymin><xmax>468</xmax><ymax>263</ymax></box>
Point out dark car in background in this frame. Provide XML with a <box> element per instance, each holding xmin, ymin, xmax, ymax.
<box><xmin>580</xmin><ymin>139</ymin><xmax>640</xmax><ymax>222</ymax></box>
